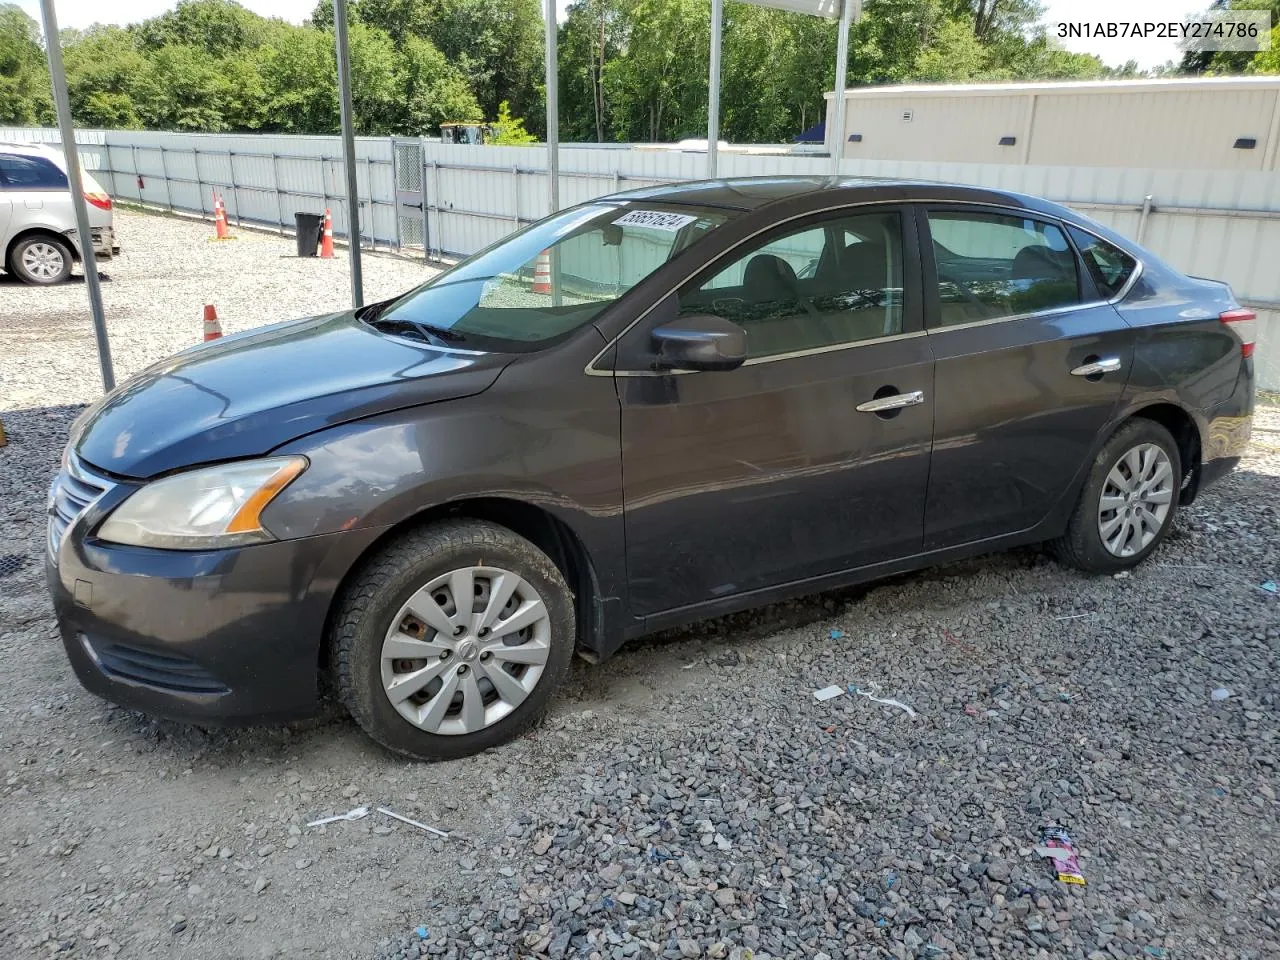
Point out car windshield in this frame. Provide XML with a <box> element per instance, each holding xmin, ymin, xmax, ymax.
<box><xmin>367</xmin><ymin>202</ymin><xmax>737</xmax><ymax>350</ymax></box>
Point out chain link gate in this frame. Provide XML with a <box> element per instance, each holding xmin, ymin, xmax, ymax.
<box><xmin>392</xmin><ymin>138</ymin><xmax>428</xmax><ymax>258</ymax></box>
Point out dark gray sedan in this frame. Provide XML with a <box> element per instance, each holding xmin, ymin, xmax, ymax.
<box><xmin>48</xmin><ymin>177</ymin><xmax>1256</xmax><ymax>760</ymax></box>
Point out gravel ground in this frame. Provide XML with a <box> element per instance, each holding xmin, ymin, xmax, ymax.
<box><xmin>1</xmin><ymin>209</ymin><xmax>1278</xmax><ymax>960</ymax></box>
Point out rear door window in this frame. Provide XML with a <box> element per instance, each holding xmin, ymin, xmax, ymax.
<box><xmin>926</xmin><ymin>210</ymin><xmax>1081</xmax><ymax>326</ymax></box>
<box><xmin>1067</xmin><ymin>226</ymin><xmax>1138</xmax><ymax>298</ymax></box>
<box><xmin>0</xmin><ymin>154</ymin><xmax>68</xmax><ymax>190</ymax></box>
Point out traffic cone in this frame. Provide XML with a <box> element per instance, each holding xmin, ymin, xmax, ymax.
<box><xmin>203</xmin><ymin>304</ymin><xmax>223</xmax><ymax>341</ymax></box>
<box><xmin>213</xmin><ymin>191</ymin><xmax>231</xmax><ymax>240</ymax></box>
<box><xmin>532</xmin><ymin>250</ymin><xmax>552</xmax><ymax>294</ymax></box>
<box><xmin>320</xmin><ymin>208</ymin><xmax>335</xmax><ymax>259</ymax></box>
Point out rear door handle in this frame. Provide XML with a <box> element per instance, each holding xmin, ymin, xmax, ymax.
<box><xmin>856</xmin><ymin>390</ymin><xmax>925</xmax><ymax>413</ymax></box>
<box><xmin>1071</xmin><ymin>356</ymin><xmax>1122</xmax><ymax>377</ymax></box>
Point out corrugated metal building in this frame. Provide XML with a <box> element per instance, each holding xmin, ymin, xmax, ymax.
<box><xmin>824</xmin><ymin>77</ymin><xmax>1280</xmax><ymax>171</ymax></box>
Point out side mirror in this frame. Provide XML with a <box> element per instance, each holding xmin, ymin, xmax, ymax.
<box><xmin>650</xmin><ymin>314</ymin><xmax>747</xmax><ymax>372</ymax></box>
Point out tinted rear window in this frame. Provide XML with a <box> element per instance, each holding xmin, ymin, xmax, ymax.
<box><xmin>1067</xmin><ymin>226</ymin><xmax>1138</xmax><ymax>298</ymax></box>
<box><xmin>0</xmin><ymin>154</ymin><xmax>68</xmax><ymax>190</ymax></box>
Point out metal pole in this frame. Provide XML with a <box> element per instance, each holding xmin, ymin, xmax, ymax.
<box><xmin>512</xmin><ymin>165</ymin><xmax>521</xmax><ymax>231</ymax></box>
<box><xmin>333</xmin><ymin>0</ymin><xmax>364</xmax><ymax>307</ymax></box>
<box><xmin>159</xmin><ymin>146</ymin><xmax>173</xmax><ymax>211</ymax></box>
<box><xmin>271</xmin><ymin>152</ymin><xmax>285</xmax><ymax>233</ymax></box>
<box><xmin>829</xmin><ymin>0</ymin><xmax>857</xmax><ymax>177</ymax></box>
<box><xmin>39</xmin><ymin>0</ymin><xmax>114</xmax><ymax>391</ymax></box>
<box><xmin>544</xmin><ymin>0</ymin><xmax>559</xmax><ymax>213</ymax></box>
<box><xmin>707</xmin><ymin>0</ymin><xmax>723</xmax><ymax>178</ymax></box>
<box><xmin>427</xmin><ymin>142</ymin><xmax>437</xmax><ymax>263</ymax></box>
<box><xmin>227</xmin><ymin>150</ymin><xmax>241</xmax><ymax>225</ymax></box>
<box><xmin>1137</xmin><ymin>195</ymin><xmax>1154</xmax><ymax>244</ymax></box>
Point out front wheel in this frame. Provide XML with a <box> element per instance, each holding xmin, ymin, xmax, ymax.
<box><xmin>331</xmin><ymin>519</ymin><xmax>575</xmax><ymax>761</ymax></box>
<box><xmin>1051</xmin><ymin>419</ymin><xmax>1182</xmax><ymax>573</ymax></box>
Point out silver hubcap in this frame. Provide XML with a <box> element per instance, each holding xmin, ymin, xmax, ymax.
<box><xmin>1097</xmin><ymin>442</ymin><xmax>1174</xmax><ymax>558</ymax></box>
<box><xmin>380</xmin><ymin>566</ymin><xmax>551</xmax><ymax>735</ymax></box>
<box><xmin>22</xmin><ymin>242</ymin><xmax>65</xmax><ymax>280</ymax></box>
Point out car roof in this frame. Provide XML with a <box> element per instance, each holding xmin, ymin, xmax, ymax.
<box><xmin>601</xmin><ymin>175</ymin><xmax>1067</xmax><ymax>218</ymax></box>
<box><xmin>0</xmin><ymin>141</ymin><xmax>59</xmax><ymax>156</ymax></box>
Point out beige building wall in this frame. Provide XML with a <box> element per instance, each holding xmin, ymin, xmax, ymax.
<box><xmin>827</xmin><ymin>79</ymin><xmax>1280</xmax><ymax>172</ymax></box>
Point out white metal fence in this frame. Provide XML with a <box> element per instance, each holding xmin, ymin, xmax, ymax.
<box><xmin>2</xmin><ymin>126</ymin><xmax>1278</xmax><ymax>390</ymax></box>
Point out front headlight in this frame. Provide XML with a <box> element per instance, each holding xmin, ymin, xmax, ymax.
<box><xmin>97</xmin><ymin>457</ymin><xmax>307</xmax><ymax>550</ymax></box>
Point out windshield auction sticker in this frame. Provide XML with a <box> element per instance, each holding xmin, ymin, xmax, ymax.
<box><xmin>614</xmin><ymin>210</ymin><xmax>700</xmax><ymax>232</ymax></box>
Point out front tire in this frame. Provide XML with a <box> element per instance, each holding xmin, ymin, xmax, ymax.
<box><xmin>10</xmin><ymin>235</ymin><xmax>74</xmax><ymax>285</ymax></box>
<box><xmin>1052</xmin><ymin>418</ymin><xmax>1182</xmax><ymax>573</ymax></box>
<box><xmin>331</xmin><ymin>519</ymin><xmax>575</xmax><ymax>761</ymax></box>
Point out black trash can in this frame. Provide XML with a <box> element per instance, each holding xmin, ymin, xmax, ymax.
<box><xmin>294</xmin><ymin>212</ymin><xmax>323</xmax><ymax>257</ymax></box>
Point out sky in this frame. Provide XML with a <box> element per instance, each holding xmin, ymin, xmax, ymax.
<box><xmin>13</xmin><ymin>0</ymin><xmax>1212</xmax><ymax>70</ymax></box>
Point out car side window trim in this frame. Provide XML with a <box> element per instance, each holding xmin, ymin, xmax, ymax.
<box><xmin>1062</xmin><ymin>221</ymin><xmax>1146</xmax><ymax>304</ymax></box>
<box><xmin>917</xmin><ymin>203</ymin><xmax>1127</xmax><ymax>333</ymax></box>
<box><xmin>605</xmin><ymin>202</ymin><xmax>923</xmax><ymax>374</ymax></box>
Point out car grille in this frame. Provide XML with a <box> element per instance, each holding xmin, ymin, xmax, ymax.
<box><xmin>48</xmin><ymin>453</ymin><xmax>113</xmax><ymax>555</ymax></box>
<box><xmin>83</xmin><ymin>636</ymin><xmax>229</xmax><ymax>694</ymax></box>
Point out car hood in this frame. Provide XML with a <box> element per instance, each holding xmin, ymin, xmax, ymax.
<box><xmin>72</xmin><ymin>311</ymin><xmax>510</xmax><ymax>479</ymax></box>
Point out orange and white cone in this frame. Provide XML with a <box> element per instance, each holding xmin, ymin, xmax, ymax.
<box><xmin>203</xmin><ymin>303</ymin><xmax>223</xmax><ymax>341</ymax></box>
<box><xmin>532</xmin><ymin>250</ymin><xmax>552</xmax><ymax>294</ymax></box>
<box><xmin>213</xmin><ymin>191</ymin><xmax>231</xmax><ymax>240</ymax></box>
<box><xmin>320</xmin><ymin>208</ymin><xmax>335</xmax><ymax>259</ymax></box>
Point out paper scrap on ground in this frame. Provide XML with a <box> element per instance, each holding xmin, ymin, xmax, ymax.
<box><xmin>813</xmin><ymin>685</ymin><xmax>845</xmax><ymax>702</ymax></box>
<box><xmin>1038</xmin><ymin>826</ymin><xmax>1085</xmax><ymax>885</ymax></box>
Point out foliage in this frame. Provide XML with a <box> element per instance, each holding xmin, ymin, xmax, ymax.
<box><xmin>491</xmin><ymin>99</ymin><xmax>538</xmax><ymax>143</ymax></box>
<box><xmin>1180</xmin><ymin>0</ymin><xmax>1280</xmax><ymax>75</ymax></box>
<box><xmin>0</xmin><ymin>3</ymin><xmax>52</xmax><ymax>125</ymax></box>
<box><xmin>0</xmin><ymin>0</ymin><xmax>1271</xmax><ymax>143</ymax></box>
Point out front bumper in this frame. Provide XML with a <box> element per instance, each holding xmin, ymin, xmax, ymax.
<box><xmin>48</xmin><ymin>484</ymin><xmax>386</xmax><ymax>724</ymax></box>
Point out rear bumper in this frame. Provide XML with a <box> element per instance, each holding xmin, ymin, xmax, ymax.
<box><xmin>63</xmin><ymin>226</ymin><xmax>117</xmax><ymax>260</ymax></box>
<box><xmin>1195</xmin><ymin>358</ymin><xmax>1255</xmax><ymax>497</ymax></box>
<box><xmin>48</xmin><ymin>525</ymin><xmax>386</xmax><ymax>724</ymax></box>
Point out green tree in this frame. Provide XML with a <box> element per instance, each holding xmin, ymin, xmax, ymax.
<box><xmin>315</xmin><ymin>0</ymin><xmax>546</xmax><ymax>129</ymax></box>
<box><xmin>63</xmin><ymin>26</ymin><xmax>148</xmax><ymax>128</ymax></box>
<box><xmin>0</xmin><ymin>3</ymin><xmax>53</xmax><ymax>125</ymax></box>
<box><xmin>398</xmin><ymin>33</ymin><xmax>483</xmax><ymax>132</ymax></box>
<box><xmin>135</xmin><ymin>0</ymin><xmax>272</xmax><ymax>52</ymax></box>
<box><xmin>491</xmin><ymin>98</ymin><xmax>538</xmax><ymax>142</ymax></box>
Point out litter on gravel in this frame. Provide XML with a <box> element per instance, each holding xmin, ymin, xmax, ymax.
<box><xmin>376</xmin><ymin>806</ymin><xmax>450</xmax><ymax>838</ymax></box>
<box><xmin>306</xmin><ymin>805</ymin><xmax>370</xmax><ymax>827</ymax></box>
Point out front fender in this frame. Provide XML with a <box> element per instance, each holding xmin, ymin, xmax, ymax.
<box><xmin>260</xmin><ymin>373</ymin><xmax>626</xmax><ymax>615</ymax></box>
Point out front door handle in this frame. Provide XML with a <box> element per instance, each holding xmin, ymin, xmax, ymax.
<box><xmin>1071</xmin><ymin>356</ymin><xmax>1122</xmax><ymax>378</ymax></box>
<box><xmin>856</xmin><ymin>390</ymin><xmax>925</xmax><ymax>413</ymax></box>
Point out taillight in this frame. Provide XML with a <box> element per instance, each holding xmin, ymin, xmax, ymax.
<box><xmin>85</xmin><ymin>192</ymin><xmax>112</xmax><ymax>211</ymax></box>
<box><xmin>1220</xmin><ymin>308</ymin><xmax>1256</xmax><ymax>358</ymax></box>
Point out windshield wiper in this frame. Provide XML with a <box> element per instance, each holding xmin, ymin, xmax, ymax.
<box><xmin>364</xmin><ymin>312</ymin><xmax>468</xmax><ymax>347</ymax></box>
<box><xmin>356</xmin><ymin>299</ymin><xmax>395</xmax><ymax>323</ymax></box>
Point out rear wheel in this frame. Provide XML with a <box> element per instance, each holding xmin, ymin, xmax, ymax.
<box><xmin>1052</xmin><ymin>418</ymin><xmax>1181</xmax><ymax>573</ymax></box>
<box><xmin>331</xmin><ymin>519</ymin><xmax>575</xmax><ymax>761</ymax></box>
<box><xmin>9</xmin><ymin>235</ymin><xmax>73</xmax><ymax>285</ymax></box>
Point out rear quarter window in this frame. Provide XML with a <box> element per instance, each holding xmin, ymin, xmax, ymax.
<box><xmin>0</xmin><ymin>154</ymin><xmax>69</xmax><ymax>190</ymax></box>
<box><xmin>1067</xmin><ymin>227</ymin><xmax>1138</xmax><ymax>299</ymax></box>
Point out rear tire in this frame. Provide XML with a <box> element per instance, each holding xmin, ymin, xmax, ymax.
<box><xmin>1051</xmin><ymin>418</ymin><xmax>1181</xmax><ymax>573</ymax></box>
<box><xmin>9</xmin><ymin>235</ymin><xmax>73</xmax><ymax>285</ymax></box>
<box><xmin>331</xmin><ymin>519</ymin><xmax>575</xmax><ymax>761</ymax></box>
